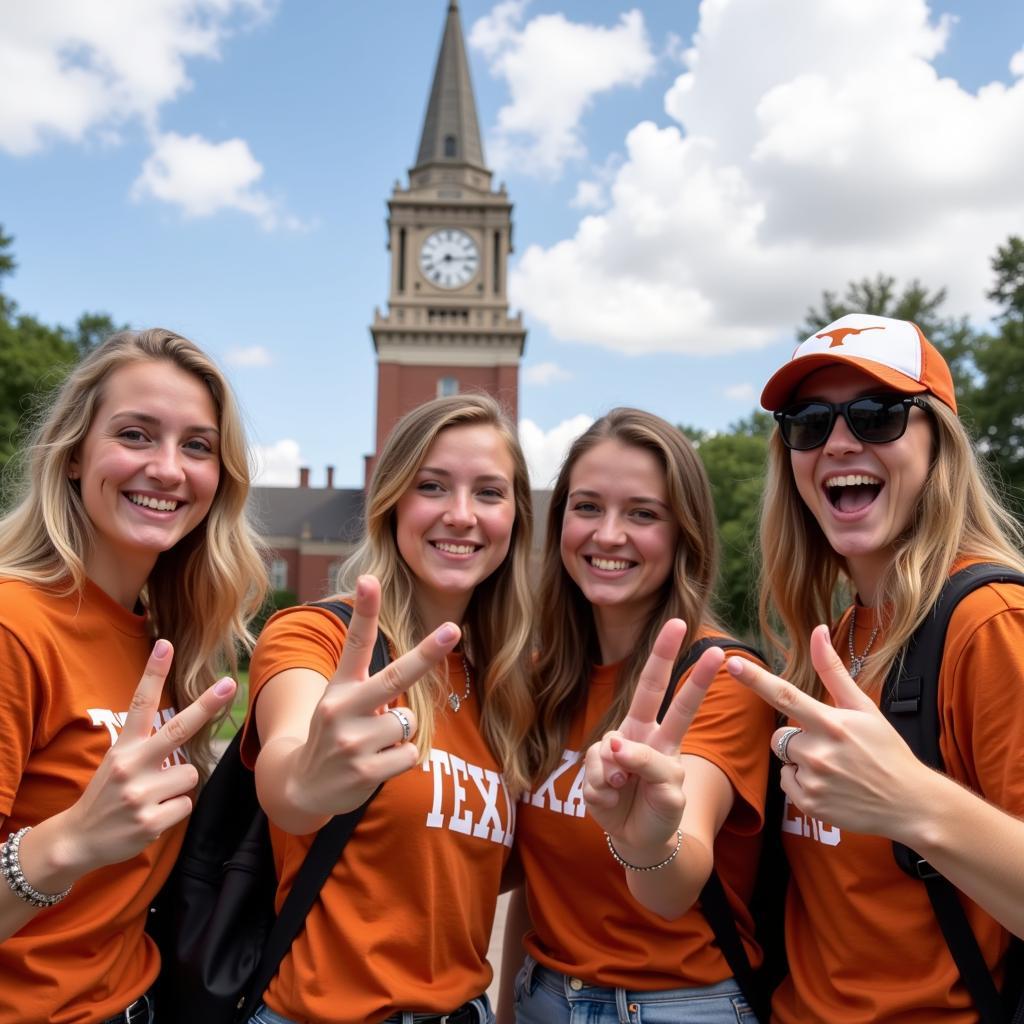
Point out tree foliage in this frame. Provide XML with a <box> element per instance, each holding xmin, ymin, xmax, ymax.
<box><xmin>0</xmin><ymin>226</ymin><xmax>124</xmax><ymax>474</ymax></box>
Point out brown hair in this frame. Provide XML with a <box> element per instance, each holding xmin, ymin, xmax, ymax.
<box><xmin>528</xmin><ymin>408</ymin><xmax>723</xmax><ymax>783</ymax></box>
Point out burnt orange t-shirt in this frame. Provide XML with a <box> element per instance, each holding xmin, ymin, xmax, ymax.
<box><xmin>774</xmin><ymin>581</ymin><xmax>1024</xmax><ymax>1023</ymax></box>
<box><xmin>243</xmin><ymin>603</ymin><xmax>514</xmax><ymax>1024</ymax></box>
<box><xmin>516</xmin><ymin>631</ymin><xmax>777</xmax><ymax>989</ymax></box>
<box><xmin>0</xmin><ymin>579</ymin><xmax>186</xmax><ymax>1024</ymax></box>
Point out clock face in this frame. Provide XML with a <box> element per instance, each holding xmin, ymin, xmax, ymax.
<box><xmin>419</xmin><ymin>229</ymin><xmax>479</xmax><ymax>289</ymax></box>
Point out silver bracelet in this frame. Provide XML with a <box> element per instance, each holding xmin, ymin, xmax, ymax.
<box><xmin>605</xmin><ymin>830</ymin><xmax>682</xmax><ymax>872</ymax></box>
<box><xmin>0</xmin><ymin>827</ymin><xmax>72</xmax><ymax>908</ymax></box>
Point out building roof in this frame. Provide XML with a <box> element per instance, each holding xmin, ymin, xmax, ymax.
<box><xmin>414</xmin><ymin>0</ymin><xmax>487</xmax><ymax>172</ymax></box>
<box><xmin>249</xmin><ymin>486</ymin><xmax>366</xmax><ymax>543</ymax></box>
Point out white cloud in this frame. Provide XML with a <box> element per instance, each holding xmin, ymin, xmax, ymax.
<box><xmin>470</xmin><ymin>5</ymin><xmax>656</xmax><ymax>176</ymax></box>
<box><xmin>251</xmin><ymin>438</ymin><xmax>302</xmax><ymax>486</ymax></box>
<box><xmin>570</xmin><ymin>180</ymin><xmax>606</xmax><ymax>210</ymax></box>
<box><xmin>524</xmin><ymin>361</ymin><xmax>572</xmax><ymax>385</ymax></box>
<box><xmin>1011</xmin><ymin>47</ymin><xmax>1024</xmax><ymax>77</ymax></box>
<box><xmin>724</xmin><ymin>383</ymin><xmax>756</xmax><ymax>402</ymax></box>
<box><xmin>225</xmin><ymin>344</ymin><xmax>272</xmax><ymax>367</ymax></box>
<box><xmin>0</xmin><ymin>0</ymin><xmax>269</xmax><ymax>155</ymax></box>
<box><xmin>519</xmin><ymin>414</ymin><xmax>593</xmax><ymax>488</ymax></box>
<box><xmin>131</xmin><ymin>131</ymin><xmax>303</xmax><ymax>229</ymax></box>
<box><xmin>511</xmin><ymin>0</ymin><xmax>1024</xmax><ymax>356</ymax></box>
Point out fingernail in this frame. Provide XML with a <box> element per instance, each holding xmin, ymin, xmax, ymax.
<box><xmin>214</xmin><ymin>679</ymin><xmax>236</xmax><ymax>697</ymax></box>
<box><xmin>610</xmin><ymin>772</ymin><xmax>626</xmax><ymax>787</ymax></box>
<box><xmin>437</xmin><ymin>623</ymin><xmax>459</xmax><ymax>643</ymax></box>
<box><xmin>610</xmin><ymin>737</ymin><xmax>622</xmax><ymax>753</ymax></box>
<box><xmin>726</xmin><ymin>657</ymin><xmax>744</xmax><ymax>676</ymax></box>
<box><xmin>153</xmin><ymin>639</ymin><xmax>171</xmax><ymax>658</ymax></box>
<box><xmin>356</xmin><ymin>576</ymin><xmax>368</xmax><ymax>599</ymax></box>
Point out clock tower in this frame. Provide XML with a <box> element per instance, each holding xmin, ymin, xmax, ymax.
<box><xmin>367</xmin><ymin>0</ymin><xmax>526</xmax><ymax>482</ymax></box>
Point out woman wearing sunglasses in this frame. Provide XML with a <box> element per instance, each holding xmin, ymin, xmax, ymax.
<box><xmin>726</xmin><ymin>314</ymin><xmax>1024</xmax><ymax>1022</ymax></box>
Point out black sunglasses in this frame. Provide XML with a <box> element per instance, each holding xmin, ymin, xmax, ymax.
<box><xmin>774</xmin><ymin>394</ymin><xmax>930</xmax><ymax>451</ymax></box>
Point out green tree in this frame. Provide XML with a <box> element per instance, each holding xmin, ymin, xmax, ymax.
<box><xmin>687</xmin><ymin>412</ymin><xmax>772</xmax><ymax>640</ymax></box>
<box><xmin>0</xmin><ymin>226</ymin><xmax>123</xmax><ymax>475</ymax></box>
<box><xmin>969</xmin><ymin>236</ymin><xmax>1024</xmax><ymax>509</ymax></box>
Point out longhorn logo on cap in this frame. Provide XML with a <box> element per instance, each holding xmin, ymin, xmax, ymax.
<box><xmin>816</xmin><ymin>325</ymin><xmax>885</xmax><ymax>348</ymax></box>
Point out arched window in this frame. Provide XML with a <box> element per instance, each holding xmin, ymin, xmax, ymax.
<box><xmin>444</xmin><ymin>134</ymin><xmax>457</xmax><ymax>158</ymax></box>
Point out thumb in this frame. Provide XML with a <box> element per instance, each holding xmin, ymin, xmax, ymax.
<box><xmin>810</xmin><ymin>623</ymin><xmax>879</xmax><ymax>712</ymax></box>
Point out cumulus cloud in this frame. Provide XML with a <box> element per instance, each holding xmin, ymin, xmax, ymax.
<box><xmin>511</xmin><ymin>0</ymin><xmax>1024</xmax><ymax>356</ymax></box>
<box><xmin>225</xmin><ymin>344</ymin><xmax>272</xmax><ymax>367</ymax></box>
<box><xmin>519</xmin><ymin>414</ymin><xmax>593</xmax><ymax>488</ymax></box>
<box><xmin>0</xmin><ymin>0</ymin><xmax>268</xmax><ymax>155</ymax></box>
<box><xmin>1012</xmin><ymin>47</ymin><xmax>1024</xmax><ymax>77</ymax></box>
<box><xmin>524</xmin><ymin>361</ymin><xmax>572</xmax><ymax>385</ymax></box>
<box><xmin>570</xmin><ymin>180</ymin><xmax>606</xmax><ymax>210</ymax></box>
<box><xmin>469</xmin><ymin>4</ymin><xmax>656</xmax><ymax>176</ymax></box>
<box><xmin>251</xmin><ymin>439</ymin><xmax>302</xmax><ymax>486</ymax></box>
<box><xmin>132</xmin><ymin>131</ymin><xmax>303</xmax><ymax>229</ymax></box>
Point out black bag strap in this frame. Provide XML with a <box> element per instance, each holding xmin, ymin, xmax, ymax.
<box><xmin>240</xmin><ymin>600</ymin><xmax>391</xmax><ymax>1017</ymax></box>
<box><xmin>655</xmin><ymin>634</ymin><xmax>768</xmax><ymax>1016</ymax></box>
<box><xmin>883</xmin><ymin>563</ymin><xmax>1024</xmax><ymax>1024</ymax></box>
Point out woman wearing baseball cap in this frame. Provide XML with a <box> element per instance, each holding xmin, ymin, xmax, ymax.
<box><xmin>726</xmin><ymin>314</ymin><xmax>1024</xmax><ymax>1022</ymax></box>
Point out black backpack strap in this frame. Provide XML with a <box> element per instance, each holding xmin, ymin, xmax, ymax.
<box><xmin>240</xmin><ymin>599</ymin><xmax>391</xmax><ymax>1017</ymax></box>
<box><xmin>656</xmin><ymin>635</ymin><xmax>772</xmax><ymax>1018</ymax></box>
<box><xmin>883</xmin><ymin>563</ymin><xmax>1024</xmax><ymax>1024</ymax></box>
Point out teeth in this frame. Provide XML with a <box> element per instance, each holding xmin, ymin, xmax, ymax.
<box><xmin>591</xmin><ymin>557</ymin><xmax>631</xmax><ymax>571</ymax></box>
<box><xmin>826</xmin><ymin>474</ymin><xmax>882</xmax><ymax>488</ymax></box>
<box><xmin>127</xmin><ymin>493</ymin><xmax>180</xmax><ymax>512</ymax></box>
<box><xmin>434</xmin><ymin>542</ymin><xmax>476</xmax><ymax>555</ymax></box>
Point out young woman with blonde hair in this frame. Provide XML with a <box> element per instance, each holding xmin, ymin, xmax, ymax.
<box><xmin>242</xmin><ymin>393</ymin><xmax>534</xmax><ymax>1024</ymax></box>
<box><xmin>728</xmin><ymin>313</ymin><xmax>1024</xmax><ymax>1021</ymax></box>
<box><xmin>505</xmin><ymin>407</ymin><xmax>775</xmax><ymax>1023</ymax></box>
<box><xmin>0</xmin><ymin>328</ymin><xmax>267</xmax><ymax>1023</ymax></box>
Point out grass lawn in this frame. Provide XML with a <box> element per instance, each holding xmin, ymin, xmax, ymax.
<box><xmin>213</xmin><ymin>667</ymin><xmax>249</xmax><ymax>741</ymax></box>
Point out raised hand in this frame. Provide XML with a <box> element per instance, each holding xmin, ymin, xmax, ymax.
<box><xmin>582</xmin><ymin>619</ymin><xmax>722</xmax><ymax>860</ymax></box>
<box><xmin>726</xmin><ymin>623</ymin><xmax>929</xmax><ymax>839</ymax></box>
<box><xmin>58</xmin><ymin>639</ymin><xmax>237</xmax><ymax>875</ymax></box>
<box><xmin>287</xmin><ymin>575</ymin><xmax>461</xmax><ymax>818</ymax></box>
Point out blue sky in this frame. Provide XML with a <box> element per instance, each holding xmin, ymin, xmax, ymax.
<box><xmin>2</xmin><ymin>0</ymin><xmax>1023</xmax><ymax>488</ymax></box>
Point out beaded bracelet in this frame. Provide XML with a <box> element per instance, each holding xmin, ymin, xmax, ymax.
<box><xmin>0</xmin><ymin>827</ymin><xmax>72</xmax><ymax>908</ymax></box>
<box><xmin>605</xmin><ymin>830</ymin><xmax>682</xmax><ymax>872</ymax></box>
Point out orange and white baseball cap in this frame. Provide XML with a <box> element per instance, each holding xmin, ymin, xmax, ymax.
<box><xmin>760</xmin><ymin>313</ymin><xmax>957</xmax><ymax>413</ymax></box>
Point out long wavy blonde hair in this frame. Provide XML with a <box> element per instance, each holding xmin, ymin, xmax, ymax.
<box><xmin>759</xmin><ymin>398</ymin><xmax>1024</xmax><ymax>699</ymax></box>
<box><xmin>338</xmin><ymin>394</ymin><xmax>535</xmax><ymax>794</ymax></box>
<box><xmin>528</xmin><ymin>408</ymin><xmax>725</xmax><ymax>783</ymax></box>
<box><xmin>0</xmin><ymin>328</ymin><xmax>268</xmax><ymax>777</ymax></box>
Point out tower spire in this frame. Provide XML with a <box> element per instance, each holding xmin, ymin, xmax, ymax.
<box><xmin>414</xmin><ymin>0</ymin><xmax>486</xmax><ymax>172</ymax></box>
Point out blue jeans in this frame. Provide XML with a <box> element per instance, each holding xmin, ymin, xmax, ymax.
<box><xmin>248</xmin><ymin>993</ymin><xmax>495</xmax><ymax>1024</ymax></box>
<box><xmin>513</xmin><ymin>956</ymin><xmax>758</xmax><ymax>1024</ymax></box>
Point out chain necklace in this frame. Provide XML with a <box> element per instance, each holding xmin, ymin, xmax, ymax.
<box><xmin>448</xmin><ymin>654</ymin><xmax>472</xmax><ymax>712</ymax></box>
<box><xmin>847</xmin><ymin>606</ymin><xmax>880</xmax><ymax>680</ymax></box>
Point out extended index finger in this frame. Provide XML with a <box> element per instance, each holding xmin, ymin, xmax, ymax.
<box><xmin>622</xmin><ymin>619</ymin><xmax>688</xmax><ymax>727</ymax></box>
<box><xmin>145</xmin><ymin>677</ymin><xmax>237</xmax><ymax>763</ymax></box>
<box><xmin>329</xmin><ymin>575</ymin><xmax>382</xmax><ymax>688</ymax></box>
<box><xmin>348</xmin><ymin>621</ymin><xmax>461</xmax><ymax>715</ymax></box>
<box><xmin>652</xmin><ymin>645</ymin><xmax>723</xmax><ymax>754</ymax></box>
<box><xmin>725</xmin><ymin>650</ymin><xmax>832</xmax><ymax>730</ymax></box>
<box><xmin>120</xmin><ymin>639</ymin><xmax>174</xmax><ymax>742</ymax></box>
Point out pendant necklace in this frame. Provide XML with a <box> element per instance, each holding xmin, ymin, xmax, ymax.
<box><xmin>847</xmin><ymin>606</ymin><xmax>880</xmax><ymax>680</ymax></box>
<box><xmin>448</xmin><ymin>654</ymin><xmax>472</xmax><ymax>712</ymax></box>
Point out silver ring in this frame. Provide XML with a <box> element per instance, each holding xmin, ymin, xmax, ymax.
<box><xmin>774</xmin><ymin>726</ymin><xmax>803</xmax><ymax>766</ymax></box>
<box><xmin>386</xmin><ymin>707</ymin><xmax>411</xmax><ymax>743</ymax></box>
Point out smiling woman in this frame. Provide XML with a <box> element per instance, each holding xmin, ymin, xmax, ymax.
<box><xmin>741</xmin><ymin>312</ymin><xmax>1024</xmax><ymax>1022</ymax></box>
<box><xmin>239</xmin><ymin>394</ymin><xmax>535</xmax><ymax>1024</ymax></box>
<box><xmin>0</xmin><ymin>328</ymin><xmax>267</xmax><ymax>1024</ymax></box>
